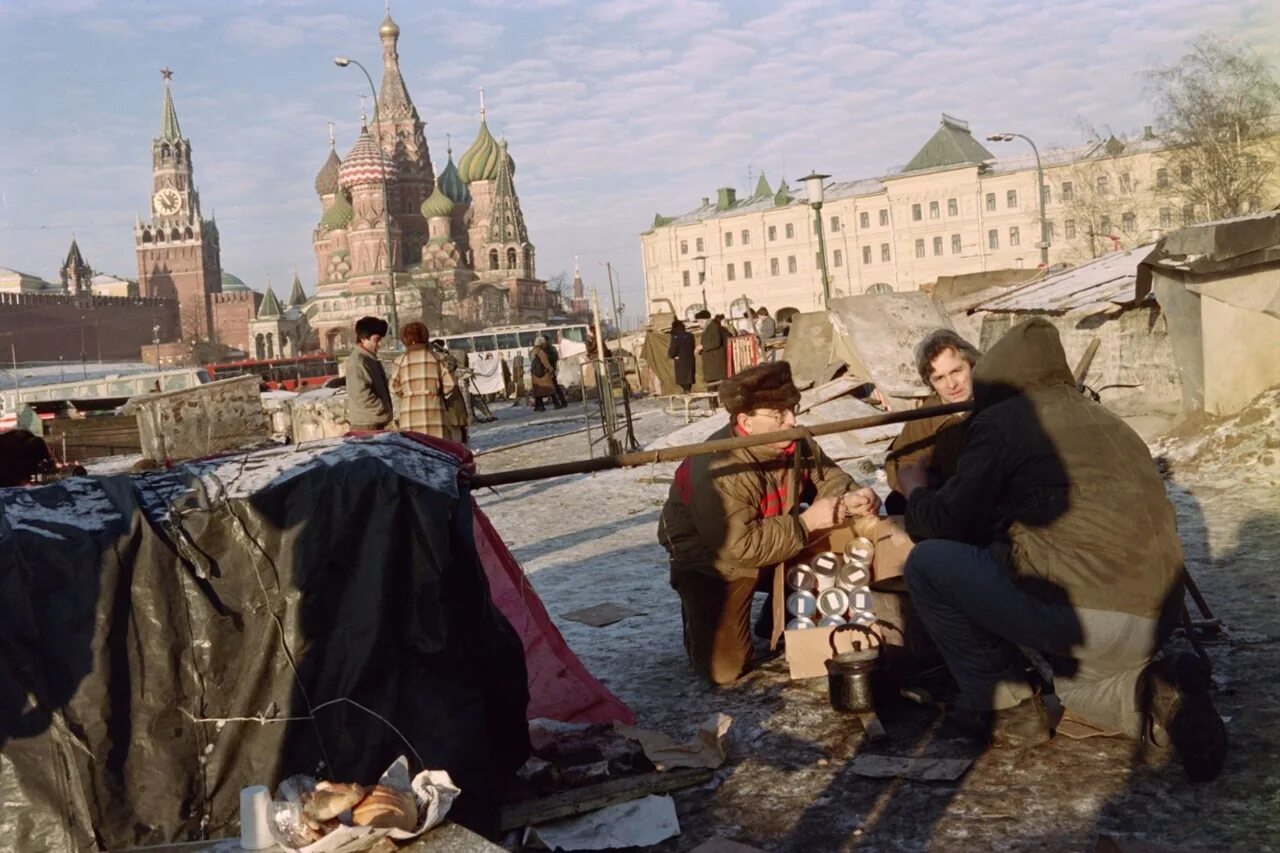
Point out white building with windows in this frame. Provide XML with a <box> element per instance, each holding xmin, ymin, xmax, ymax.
<box><xmin>640</xmin><ymin>114</ymin><xmax>1266</xmax><ymax>321</ymax></box>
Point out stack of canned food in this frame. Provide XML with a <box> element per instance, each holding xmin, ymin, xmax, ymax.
<box><xmin>784</xmin><ymin>536</ymin><xmax>876</xmax><ymax>630</ymax></box>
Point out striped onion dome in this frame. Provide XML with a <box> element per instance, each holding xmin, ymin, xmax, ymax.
<box><xmin>420</xmin><ymin>184</ymin><xmax>455</xmax><ymax>219</ymax></box>
<box><xmin>458</xmin><ymin>118</ymin><xmax>500</xmax><ymax>184</ymax></box>
<box><xmin>314</xmin><ymin>146</ymin><xmax>341</xmax><ymax>196</ymax></box>
<box><xmin>337</xmin><ymin>123</ymin><xmax>398</xmax><ymax>190</ymax></box>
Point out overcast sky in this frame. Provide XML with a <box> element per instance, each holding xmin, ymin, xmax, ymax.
<box><xmin>1</xmin><ymin>0</ymin><xmax>1275</xmax><ymax>327</ymax></box>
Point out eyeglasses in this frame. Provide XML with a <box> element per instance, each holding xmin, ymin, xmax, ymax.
<box><xmin>752</xmin><ymin>404</ymin><xmax>799</xmax><ymax>423</ymax></box>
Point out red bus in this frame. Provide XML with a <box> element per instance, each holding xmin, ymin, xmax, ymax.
<box><xmin>203</xmin><ymin>353</ymin><xmax>338</xmax><ymax>391</ymax></box>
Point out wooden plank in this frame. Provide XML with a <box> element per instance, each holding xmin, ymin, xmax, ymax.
<box><xmin>499</xmin><ymin>766</ymin><xmax>713</xmax><ymax>831</ymax></box>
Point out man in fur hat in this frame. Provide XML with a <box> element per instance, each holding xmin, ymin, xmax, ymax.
<box><xmin>658</xmin><ymin>361</ymin><xmax>880</xmax><ymax>684</ymax></box>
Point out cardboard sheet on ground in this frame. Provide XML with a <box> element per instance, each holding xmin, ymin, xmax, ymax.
<box><xmin>614</xmin><ymin>713</ymin><xmax>732</xmax><ymax>770</ymax></box>
<box><xmin>849</xmin><ymin>755</ymin><xmax>973</xmax><ymax>781</ymax></box>
<box><xmin>562</xmin><ymin>602</ymin><xmax>645</xmax><ymax>627</ymax></box>
<box><xmin>523</xmin><ymin>794</ymin><xmax>680</xmax><ymax>850</ymax></box>
<box><xmin>827</xmin><ymin>293</ymin><xmax>953</xmax><ymax>398</ymax></box>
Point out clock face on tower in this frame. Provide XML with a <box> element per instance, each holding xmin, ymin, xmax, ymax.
<box><xmin>153</xmin><ymin>188</ymin><xmax>182</xmax><ymax>215</ymax></box>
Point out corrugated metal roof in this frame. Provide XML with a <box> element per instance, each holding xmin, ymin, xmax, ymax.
<box><xmin>970</xmin><ymin>244</ymin><xmax>1155</xmax><ymax>314</ymax></box>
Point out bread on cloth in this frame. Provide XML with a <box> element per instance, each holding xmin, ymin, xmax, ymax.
<box><xmin>303</xmin><ymin>781</ymin><xmax>367</xmax><ymax>821</ymax></box>
<box><xmin>718</xmin><ymin>361</ymin><xmax>801</xmax><ymax>417</ymax></box>
<box><xmin>352</xmin><ymin>784</ymin><xmax>419</xmax><ymax>831</ymax></box>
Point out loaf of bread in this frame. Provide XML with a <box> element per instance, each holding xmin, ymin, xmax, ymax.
<box><xmin>351</xmin><ymin>784</ymin><xmax>418</xmax><ymax>831</ymax></box>
<box><xmin>303</xmin><ymin>781</ymin><xmax>367</xmax><ymax>821</ymax></box>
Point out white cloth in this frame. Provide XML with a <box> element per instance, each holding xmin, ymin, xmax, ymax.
<box><xmin>469</xmin><ymin>353</ymin><xmax>506</xmax><ymax>395</ymax></box>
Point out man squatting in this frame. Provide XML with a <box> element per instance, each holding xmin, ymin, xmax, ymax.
<box><xmin>660</xmin><ymin>319</ymin><xmax>1226</xmax><ymax>782</ymax></box>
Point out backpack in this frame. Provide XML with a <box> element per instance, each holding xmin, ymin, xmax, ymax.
<box><xmin>530</xmin><ymin>351</ymin><xmax>547</xmax><ymax>378</ymax></box>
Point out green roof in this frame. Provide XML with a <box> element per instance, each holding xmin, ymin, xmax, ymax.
<box><xmin>320</xmin><ymin>191</ymin><xmax>354</xmax><ymax>230</ymax></box>
<box><xmin>287</xmin><ymin>272</ymin><xmax>307</xmax><ymax>307</ymax></box>
<box><xmin>901</xmin><ymin>114</ymin><xmax>993</xmax><ymax>174</ymax></box>
<box><xmin>257</xmin><ymin>286</ymin><xmax>282</xmax><ymax>319</ymax></box>
<box><xmin>159</xmin><ymin>81</ymin><xmax>182</xmax><ymax>141</ymax></box>
<box><xmin>752</xmin><ymin>173</ymin><xmax>773</xmax><ymax>199</ymax></box>
<box><xmin>420</xmin><ymin>183</ymin><xmax>455</xmax><ymax>218</ymax></box>
<box><xmin>458</xmin><ymin>118</ymin><xmax>501</xmax><ymax>184</ymax></box>
<box><xmin>773</xmin><ymin>180</ymin><xmax>794</xmax><ymax>207</ymax></box>
<box><xmin>221</xmin><ymin>271</ymin><xmax>251</xmax><ymax>291</ymax></box>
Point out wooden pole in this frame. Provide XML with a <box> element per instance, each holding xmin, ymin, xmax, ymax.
<box><xmin>472</xmin><ymin>399</ymin><xmax>972</xmax><ymax>487</ymax></box>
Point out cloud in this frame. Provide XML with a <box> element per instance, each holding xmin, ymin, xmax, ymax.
<box><xmin>2</xmin><ymin>0</ymin><xmax>1275</xmax><ymax>317</ymax></box>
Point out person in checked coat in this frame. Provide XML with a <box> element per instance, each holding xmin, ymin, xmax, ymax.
<box><xmin>390</xmin><ymin>321</ymin><xmax>458</xmax><ymax>441</ymax></box>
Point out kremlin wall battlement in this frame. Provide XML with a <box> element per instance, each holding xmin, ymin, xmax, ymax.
<box><xmin>0</xmin><ymin>290</ymin><xmax>180</xmax><ymax>362</ymax></box>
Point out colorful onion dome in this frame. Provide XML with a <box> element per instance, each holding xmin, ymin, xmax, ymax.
<box><xmin>314</xmin><ymin>146</ymin><xmax>341</xmax><ymax>196</ymax></box>
<box><xmin>420</xmin><ymin>184</ymin><xmax>455</xmax><ymax>219</ymax></box>
<box><xmin>320</xmin><ymin>191</ymin><xmax>354</xmax><ymax>230</ymax></box>
<box><xmin>458</xmin><ymin>118</ymin><xmax>500</xmax><ymax>184</ymax></box>
<box><xmin>338</xmin><ymin>123</ymin><xmax>398</xmax><ymax>190</ymax></box>
<box><xmin>437</xmin><ymin>151</ymin><xmax>468</xmax><ymax>203</ymax></box>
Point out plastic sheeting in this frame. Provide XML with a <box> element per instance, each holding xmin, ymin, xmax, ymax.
<box><xmin>0</xmin><ymin>433</ymin><xmax>628</xmax><ymax>850</ymax></box>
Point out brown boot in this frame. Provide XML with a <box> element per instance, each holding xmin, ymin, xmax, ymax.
<box><xmin>949</xmin><ymin>695</ymin><xmax>1052</xmax><ymax>749</ymax></box>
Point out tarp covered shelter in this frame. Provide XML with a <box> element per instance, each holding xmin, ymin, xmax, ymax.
<box><xmin>0</xmin><ymin>433</ymin><xmax>630</xmax><ymax>849</ymax></box>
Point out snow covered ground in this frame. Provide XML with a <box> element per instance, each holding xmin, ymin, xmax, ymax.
<box><xmin>474</xmin><ymin>392</ymin><xmax>1280</xmax><ymax>851</ymax></box>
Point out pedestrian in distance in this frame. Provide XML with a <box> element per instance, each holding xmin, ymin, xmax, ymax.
<box><xmin>699</xmin><ymin>314</ymin><xmax>728</xmax><ymax>387</ymax></box>
<box><xmin>390</xmin><ymin>321</ymin><xmax>459</xmax><ymax>442</ymax></box>
<box><xmin>529</xmin><ymin>336</ymin><xmax>558</xmax><ymax>412</ymax></box>
<box><xmin>668</xmin><ymin>319</ymin><xmax>697</xmax><ymax>394</ymax></box>
<box><xmin>345</xmin><ymin>316</ymin><xmax>393</xmax><ymax>431</ymax></box>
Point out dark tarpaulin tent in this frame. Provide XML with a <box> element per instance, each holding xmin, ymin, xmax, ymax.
<box><xmin>0</xmin><ymin>433</ymin><xmax>628</xmax><ymax>850</ymax></box>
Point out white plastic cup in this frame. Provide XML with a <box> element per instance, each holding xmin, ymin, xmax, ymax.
<box><xmin>239</xmin><ymin>785</ymin><xmax>274</xmax><ymax>850</ymax></box>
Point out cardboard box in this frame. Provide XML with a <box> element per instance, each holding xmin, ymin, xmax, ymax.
<box><xmin>783</xmin><ymin>515</ymin><xmax>929</xmax><ymax>679</ymax></box>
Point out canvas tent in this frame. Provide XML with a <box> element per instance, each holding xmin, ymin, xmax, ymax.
<box><xmin>0</xmin><ymin>433</ymin><xmax>629</xmax><ymax>849</ymax></box>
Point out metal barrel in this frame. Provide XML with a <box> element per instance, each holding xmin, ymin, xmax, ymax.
<box><xmin>786</xmin><ymin>590</ymin><xmax>819</xmax><ymax>619</ymax></box>
<box><xmin>816</xmin><ymin>587</ymin><xmax>850</xmax><ymax>618</ymax></box>
<box><xmin>785</xmin><ymin>564</ymin><xmax>818</xmax><ymax>593</ymax></box>
<box><xmin>786</xmin><ymin>616</ymin><xmax>816</xmax><ymax>631</ymax></box>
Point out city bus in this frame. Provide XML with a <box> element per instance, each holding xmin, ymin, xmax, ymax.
<box><xmin>203</xmin><ymin>353</ymin><xmax>339</xmax><ymax>391</ymax></box>
<box><xmin>441</xmin><ymin>323</ymin><xmax>590</xmax><ymax>360</ymax></box>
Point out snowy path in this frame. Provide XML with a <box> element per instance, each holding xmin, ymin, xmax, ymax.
<box><xmin>475</xmin><ymin>393</ymin><xmax>1280</xmax><ymax>851</ymax></box>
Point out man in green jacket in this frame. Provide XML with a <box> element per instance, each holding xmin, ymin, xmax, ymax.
<box><xmin>345</xmin><ymin>316</ymin><xmax>393</xmax><ymax>430</ymax></box>
<box><xmin>899</xmin><ymin>318</ymin><xmax>1226</xmax><ymax>781</ymax></box>
<box><xmin>658</xmin><ymin>361</ymin><xmax>878</xmax><ymax>684</ymax></box>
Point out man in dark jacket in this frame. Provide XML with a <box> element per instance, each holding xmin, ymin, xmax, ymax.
<box><xmin>699</xmin><ymin>315</ymin><xmax>728</xmax><ymax>385</ymax></box>
<box><xmin>900</xmin><ymin>318</ymin><xmax>1225</xmax><ymax>780</ymax></box>
<box><xmin>345</xmin><ymin>316</ymin><xmax>393</xmax><ymax>430</ymax></box>
<box><xmin>658</xmin><ymin>362</ymin><xmax>878</xmax><ymax>684</ymax></box>
<box><xmin>667</xmin><ymin>319</ymin><xmax>697</xmax><ymax>393</ymax></box>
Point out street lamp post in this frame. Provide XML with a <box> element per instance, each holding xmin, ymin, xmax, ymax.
<box><xmin>800</xmin><ymin>172</ymin><xmax>832</xmax><ymax>308</ymax></box>
<box><xmin>79</xmin><ymin>315</ymin><xmax>87</xmax><ymax>378</ymax></box>
<box><xmin>152</xmin><ymin>325</ymin><xmax>161</xmax><ymax>372</ymax></box>
<box><xmin>987</xmin><ymin>132</ymin><xmax>1050</xmax><ymax>268</ymax></box>
<box><xmin>335</xmin><ymin>56</ymin><xmax>401</xmax><ymax>343</ymax></box>
<box><xmin>693</xmin><ymin>254</ymin><xmax>708</xmax><ymax>315</ymax></box>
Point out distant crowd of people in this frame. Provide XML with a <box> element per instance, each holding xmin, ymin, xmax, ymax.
<box><xmin>668</xmin><ymin>307</ymin><xmax>785</xmax><ymax>395</ymax></box>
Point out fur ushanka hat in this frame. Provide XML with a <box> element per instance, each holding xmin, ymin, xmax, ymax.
<box><xmin>719</xmin><ymin>361</ymin><xmax>802</xmax><ymax>417</ymax></box>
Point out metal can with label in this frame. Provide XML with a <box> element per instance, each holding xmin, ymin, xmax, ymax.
<box><xmin>851</xmin><ymin>610</ymin><xmax>877</xmax><ymax>626</ymax></box>
<box><xmin>817</xmin><ymin>614</ymin><xmax>847</xmax><ymax>628</ymax></box>
<box><xmin>836</xmin><ymin>563</ymin><xmax>870</xmax><ymax>589</ymax></box>
<box><xmin>786</xmin><ymin>616</ymin><xmax>816</xmax><ymax>631</ymax></box>
<box><xmin>816</xmin><ymin>587</ymin><xmax>850</xmax><ymax>618</ymax></box>
<box><xmin>848</xmin><ymin>585</ymin><xmax>874</xmax><ymax>613</ymax></box>
<box><xmin>785</xmin><ymin>564</ymin><xmax>818</xmax><ymax>593</ymax></box>
<box><xmin>845</xmin><ymin>536</ymin><xmax>875</xmax><ymax>565</ymax></box>
<box><xmin>786</xmin><ymin>590</ymin><xmax>819</xmax><ymax>619</ymax></box>
<box><xmin>811</xmin><ymin>551</ymin><xmax>841</xmax><ymax>579</ymax></box>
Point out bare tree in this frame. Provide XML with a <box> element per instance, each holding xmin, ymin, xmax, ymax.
<box><xmin>1146</xmin><ymin>36</ymin><xmax>1280</xmax><ymax>220</ymax></box>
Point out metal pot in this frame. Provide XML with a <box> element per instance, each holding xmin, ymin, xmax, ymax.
<box><xmin>826</xmin><ymin>623</ymin><xmax>880</xmax><ymax>714</ymax></box>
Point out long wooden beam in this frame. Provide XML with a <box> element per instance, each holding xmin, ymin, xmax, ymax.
<box><xmin>472</xmin><ymin>399</ymin><xmax>972</xmax><ymax>488</ymax></box>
